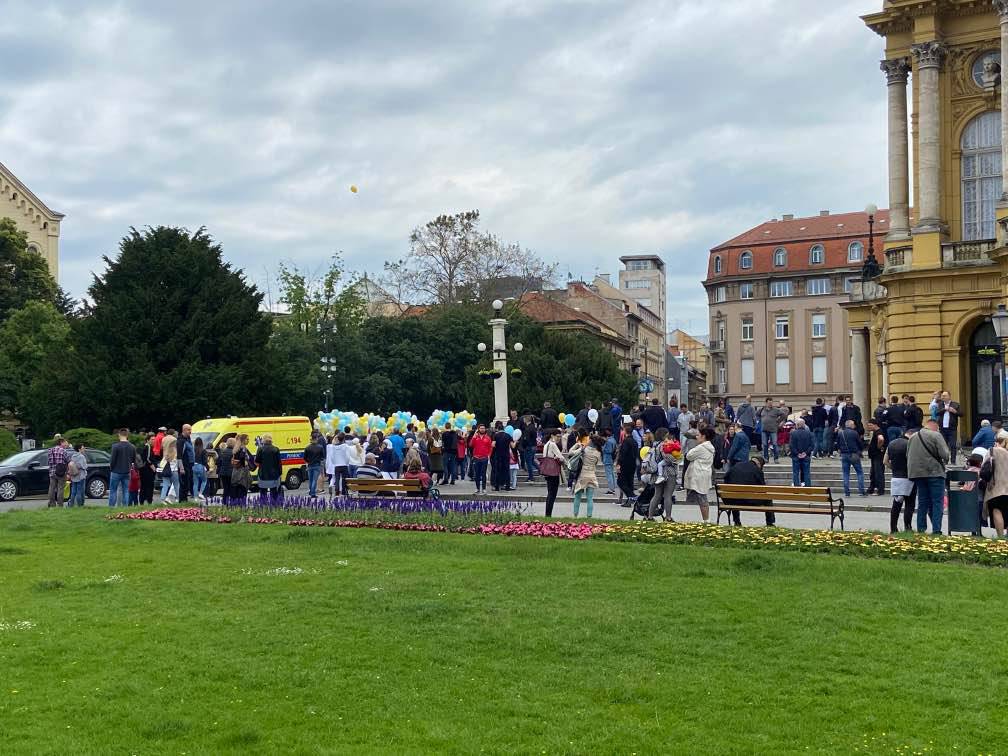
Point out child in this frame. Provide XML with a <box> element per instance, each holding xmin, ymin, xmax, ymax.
<box><xmin>128</xmin><ymin>465</ymin><xmax>140</xmax><ymax>505</ymax></box>
<box><xmin>509</xmin><ymin>445</ymin><xmax>519</xmax><ymax>490</ymax></box>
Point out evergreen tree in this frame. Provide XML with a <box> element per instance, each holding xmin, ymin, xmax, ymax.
<box><xmin>65</xmin><ymin>226</ymin><xmax>274</xmax><ymax>429</ymax></box>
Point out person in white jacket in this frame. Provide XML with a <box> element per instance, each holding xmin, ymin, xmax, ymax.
<box><xmin>325</xmin><ymin>433</ymin><xmax>351</xmax><ymax>496</ymax></box>
<box><xmin>684</xmin><ymin>427</ymin><xmax>716</xmax><ymax>522</ymax></box>
<box><xmin>347</xmin><ymin>438</ymin><xmax>366</xmax><ymax>478</ymax></box>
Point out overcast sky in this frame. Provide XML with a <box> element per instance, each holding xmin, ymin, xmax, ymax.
<box><xmin>2</xmin><ymin>0</ymin><xmax>886</xmax><ymax>333</ymax></box>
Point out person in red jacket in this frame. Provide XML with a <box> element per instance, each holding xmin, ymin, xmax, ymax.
<box><xmin>469</xmin><ymin>424</ymin><xmax>493</xmax><ymax>493</ymax></box>
<box><xmin>153</xmin><ymin>427</ymin><xmax>167</xmax><ymax>463</ymax></box>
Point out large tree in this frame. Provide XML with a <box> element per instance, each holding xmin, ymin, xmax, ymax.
<box><xmin>62</xmin><ymin>226</ymin><xmax>274</xmax><ymax>429</ymax></box>
<box><xmin>382</xmin><ymin>210</ymin><xmax>557</xmax><ymax>307</ymax></box>
<box><xmin>0</xmin><ymin>217</ymin><xmax>59</xmax><ymax>322</ymax></box>
<box><xmin>0</xmin><ymin>301</ymin><xmax>71</xmax><ymax>430</ymax></box>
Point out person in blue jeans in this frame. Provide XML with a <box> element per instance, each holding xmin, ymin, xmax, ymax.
<box><xmin>835</xmin><ymin>420</ymin><xmax>866</xmax><ymax>496</ymax></box>
<box><xmin>907</xmin><ymin>419</ymin><xmax>951</xmax><ymax>534</ymax></box>
<box><xmin>108</xmin><ymin>429</ymin><xmax>137</xmax><ymax>507</ymax></box>
<box><xmin>789</xmin><ymin>418</ymin><xmax>814</xmax><ymax>487</ymax></box>
<box><xmin>601</xmin><ymin>429</ymin><xmax>617</xmax><ymax>493</ymax></box>
<box><xmin>68</xmin><ymin>443</ymin><xmax>89</xmax><ymax>507</ymax></box>
<box><xmin>303</xmin><ymin>433</ymin><xmax>326</xmax><ymax>498</ymax></box>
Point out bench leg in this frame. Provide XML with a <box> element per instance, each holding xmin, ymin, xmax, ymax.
<box><xmin>716</xmin><ymin>507</ymin><xmax>722</xmax><ymax>526</ymax></box>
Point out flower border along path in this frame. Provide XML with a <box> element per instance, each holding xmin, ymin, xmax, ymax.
<box><xmin>108</xmin><ymin>508</ymin><xmax>1008</xmax><ymax>567</ymax></box>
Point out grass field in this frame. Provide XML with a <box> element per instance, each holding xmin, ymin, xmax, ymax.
<box><xmin>2</xmin><ymin>508</ymin><xmax>1007</xmax><ymax>754</ymax></box>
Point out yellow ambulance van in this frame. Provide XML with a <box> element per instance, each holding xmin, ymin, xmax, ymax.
<box><xmin>190</xmin><ymin>416</ymin><xmax>313</xmax><ymax>489</ymax></box>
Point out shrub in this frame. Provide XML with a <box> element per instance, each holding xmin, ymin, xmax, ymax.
<box><xmin>51</xmin><ymin>427</ymin><xmax>116</xmax><ymax>451</ymax></box>
<box><xmin>0</xmin><ymin>428</ymin><xmax>19</xmax><ymax>461</ymax></box>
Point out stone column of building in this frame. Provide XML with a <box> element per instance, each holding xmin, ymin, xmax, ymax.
<box><xmin>911</xmin><ymin>41</ymin><xmax>947</xmax><ymax>232</ymax></box>
<box><xmin>996</xmin><ymin>1</ymin><xmax>1008</xmax><ymax>204</ymax></box>
<box><xmin>850</xmin><ymin>328</ymin><xmax>870</xmax><ymax>416</ymax></box>
<box><xmin>882</xmin><ymin>57</ymin><xmax>912</xmax><ymax>240</ymax></box>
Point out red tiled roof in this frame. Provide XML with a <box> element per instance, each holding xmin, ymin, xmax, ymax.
<box><xmin>706</xmin><ymin>209</ymin><xmax>890</xmax><ymax>281</ymax></box>
<box><xmin>518</xmin><ymin>292</ymin><xmax>612</xmax><ymax>333</ymax></box>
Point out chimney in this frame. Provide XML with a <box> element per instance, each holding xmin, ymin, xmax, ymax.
<box><xmin>782</xmin><ymin>214</ymin><xmax>794</xmax><ymax>221</ymax></box>
<box><xmin>819</xmin><ymin>210</ymin><xmax>830</xmax><ymax>216</ymax></box>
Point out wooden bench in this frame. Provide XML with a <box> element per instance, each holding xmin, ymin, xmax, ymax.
<box><xmin>345</xmin><ymin>478</ymin><xmax>427</xmax><ymax>497</ymax></box>
<box><xmin>714</xmin><ymin>484</ymin><xmax>845</xmax><ymax>530</ymax></box>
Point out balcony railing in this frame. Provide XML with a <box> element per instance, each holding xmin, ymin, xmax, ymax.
<box><xmin>884</xmin><ymin>245</ymin><xmax>912</xmax><ymax>272</ymax></box>
<box><xmin>709</xmin><ymin>383</ymin><xmax>726</xmax><ymax>395</ymax></box>
<box><xmin>941</xmin><ymin>239</ymin><xmax>997</xmax><ymax>267</ymax></box>
<box><xmin>708</xmin><ymin>340</ymin><xmax>725</xmax><ymax>353</ymax></box>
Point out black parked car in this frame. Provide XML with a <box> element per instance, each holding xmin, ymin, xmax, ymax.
<box><xmin>0</xmin><ymin>448</ymin><xmax>111</xmax><ymax>502</ymax></box>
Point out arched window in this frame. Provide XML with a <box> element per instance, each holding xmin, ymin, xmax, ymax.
<box><xmin>713</xmin><ymin>256</ymin><xmax>722</xmax><ymax>274</ymax></box>
<box><xmin>962</xmin><ymin>110</ymin><xmax>1002</xmax><ymax>240</ymax></box>
<box><xmin>26</xmin><ymin>244</ymin><xmax>40</xmax><ymax>256</ymax></box>
<box><xmin>739</xmin><ymin>250</ymin><xmax>752</xmax><ymax>270</ymax></box>
<box><xmin>848</xmin><ymin>241</ymin><xmax>863</xmax><ymax>262</ymax></box>
<box><xmin>773</xmin><ymin>247</ymin><xmax>787</xmax><ymax>267</ymax></box>
<box><xmin>809</xmin><ymin>244</ymin><xmax>824</xmax><ymax>264</ymax></box>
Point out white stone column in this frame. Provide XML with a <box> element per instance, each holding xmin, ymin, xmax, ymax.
<box><xmin>996</xmin><ymin>1</ymin><xmax>1008</xmax><ymax>202</ymax></box>
<box><xmin>881</xmin><ymin>58</ymin><xmax>911</xmax><ymax>239</ymax></box>
<box><xmin>850</xmin><ymin>328</ymin><xmax>870</xmax><ymax>416</ymax></box>
<box><xmin>911</xmin><ymin>41</ymin><xmax>948</xmax><ymax>232</ymax></box>
<box><xmin>489</xmin><ymin>317</ymin><xmax>509</xmax><ymax>423</ymax></box>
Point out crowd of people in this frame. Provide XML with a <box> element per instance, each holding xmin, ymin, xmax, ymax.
<box><xmin>39</xmin><ymin>387</ymin><xmax>1003</xmax><ymax>536</ymax></box>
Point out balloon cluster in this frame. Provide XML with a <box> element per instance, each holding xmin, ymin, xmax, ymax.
<box><xmin>556</xmin><ymin>412</ymin><xmax>576</xmax><ymax>428</ymax></box>
<box><xmin>661</xmin><ymin>439</ymin><xmax>683</xmax><ymax>461</ymax></box>
<box><xmin>315</xmin><ymin>409</ymin><xmax>426</xmax><ymax>437</ymax></box>
<box><xmin>427</xmin><ymin>409</ymin><xmax>478</xmax><ymax>433</ymax></box>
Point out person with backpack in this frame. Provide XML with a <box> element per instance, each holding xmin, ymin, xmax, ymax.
<box><xmin>67</xmin><ymin>442</ymin><xmax>88</xmax><ymax>507</ymax></box>
<box><xmin>571</xmin><ymin>431</ymin><xmax>602</xmax><ymax>518</ymax></box>
<box><xmin>685</xmin><ymin>427</ymin><xmax>717</xmax><ymax>522</ymax></box>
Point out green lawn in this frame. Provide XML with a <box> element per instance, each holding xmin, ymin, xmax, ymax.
<box><xmin>2</xmin><ymin>508</ymin><xmax>1007</xmax><ymax>754</ymax></box>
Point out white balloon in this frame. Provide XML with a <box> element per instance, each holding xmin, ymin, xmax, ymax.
<box><xmin>587</xmin><ymin>409</ymin><xmax>599</xmax><ymax>423</ymax></box>
<box><xmin>512</xmin><ymin>429</ymin><xmax>522</xmax><ymax>443</ymax></box>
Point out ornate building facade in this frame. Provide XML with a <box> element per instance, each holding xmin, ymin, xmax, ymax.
<box><xmin>0</xmin><ymin>161</ymin><xmax>62</xmax><ymax>279</ymax></box>
<box><xmin>845</xmin><ymin>0</ymin><xmax>1008</xmax><ymax>436</ymax></box>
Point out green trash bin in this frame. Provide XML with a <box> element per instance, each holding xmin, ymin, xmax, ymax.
<box><xmin>945</xmin><ymin>470</ymin><xmax>981</xmax><ymax>536</ymax></box>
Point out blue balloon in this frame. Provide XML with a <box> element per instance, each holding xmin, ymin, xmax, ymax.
<box><xmin>505</xmin><ymin>425</ymin><xmax>514</xmax><ymax>436</ymax></box>
<box><xmin>565</xmin><ymin>414</ymin><xmax>575</xmax><ymax>427</ymax></box>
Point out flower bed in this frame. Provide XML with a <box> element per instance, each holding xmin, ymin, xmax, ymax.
<box><xmin>108</xmin><ymin>508</ymin><xmax>1008</xmax><ymax>567</ymax></box>
<box><xmin>599</xmin><ymin>521</ymin><xmax>1008</xmax><ymax>567</ymax></box>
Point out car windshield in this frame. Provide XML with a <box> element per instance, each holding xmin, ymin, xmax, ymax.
<box><xmin>0</xmin><ymin>450</ymin><xmax>44</xmax><ymax>467</ymax></box>
<box><xmin>193</xmin><ymin>432</ymin><xmax>218</xmax><ymax>448</ymax></box>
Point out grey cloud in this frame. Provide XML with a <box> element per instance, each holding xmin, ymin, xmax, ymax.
<box><xmin>0</xmin><ymin>0</ymin><xmax>886</xmax><ymax>333</ymax></box>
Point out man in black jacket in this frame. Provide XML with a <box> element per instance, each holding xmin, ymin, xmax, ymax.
<box><xmin>885</xmin><ymin>394</ymin><xmax>906</xmax><ymax>443</ymax></box>
<box><xmin>643</xmin><ymin>398</ymin><xmax>669</xmax><ymax>439</ymax></box>
<box><xmin>723</xmin><ymin>457</ymin><xmax>773</xmax><ymax>526</ymax></box>
<box><xmin>540</xmin><ymin>402</ymin><xmax>560</xmax><ymax>432</ymax></box>
<box><xmin>936</xmin><ymin>390</ymin><xmax>961</xmax><ymax>462</ymax></box>
<box><xmin>810</xmin><ymin>398</ymin><xmax>828</xmax><ymax>458</ymax></box>
<box><xmin>304</xmin><ymin>433</ymin><xmax>326</xmax><ymax>498</ymax></box>
<box><xmin>840</xmin><ymin>396</ymin><xmax>864</xmax><ymax>435</ymax></box>
<box><xmin>441</xmin><ymin>425</ymin><xmax>458</xmax><ymax>485</ymax></box>
<box><xmin>836</xmin><ymin>420</ymin><xmax>866</xmax><ymax>497</ymax></box>
<box><xmin>904</xmin><ymin>395</ymin><xmax>924</xmax><ymax>430</ymax></box>
<box><xmin>615</xmin><ymin>423</ymin><xmax>638</xmax><ymax>507</ymax></box>
<box><xmin>865</xmin><ymin>419</ymin><xmax>888</xmax><ymax>496</ymax></box>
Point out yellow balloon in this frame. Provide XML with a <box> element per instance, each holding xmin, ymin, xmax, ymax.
<box><xmin>558</xmin><ymin>413</ymin><xmax>566</xmax><ymax>423</ymax></box>
<box><xmin>639</xmin><ymin>446</ymin><xmax>651</xmax><ymax>460</ymax></box>
<box><xmin>350</xmin><ymin>185</ymin><xmax>358</xmax><ymax>193</ymax></box>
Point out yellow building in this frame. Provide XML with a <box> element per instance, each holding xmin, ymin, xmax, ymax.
<box><xmin>0</xmin><ymin>161</ymin><xmax>62</xmax><ymax>279</ymax></box>
<box><xmin>845</xmin><ymin>0</ymin><xmax>1008</xmax><ymax>437</ymax></box>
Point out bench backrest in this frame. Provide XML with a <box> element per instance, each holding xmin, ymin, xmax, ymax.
<box><xmin>716</xmin><ymin>484</ymin><xmax>835</xmax><ymax>504</ymax></box>
<box><xmin>346</xmin><ymin>478</ymin><xmax>425</xmax><ymax>492</ymax></box>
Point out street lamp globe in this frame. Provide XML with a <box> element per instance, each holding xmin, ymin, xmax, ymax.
<box><xmin>865</xmin><ymin>203</ymin><xmax>878</xmax><ymax>217</ymax></box>
<box><xmin>992</xmin><ymin>304</ymin><xmax>1008</xmax><ymax>339</ymax></box>
<box><xmin>492</xmin><ymin>299</ymin><xmax>504</xmax><ymax>312</ymax></box>
<box><xmin>513</xmin><ymin>342</ymin><xmax>523</xmax><ymax>352</ymax></box>
<box><xmin>477</xmin><ymin>342</ymin><xmax>487</xmax><ymax>352</ymax></box>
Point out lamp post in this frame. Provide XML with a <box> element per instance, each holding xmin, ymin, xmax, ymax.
<box><xmin>991</xmin><ymin>304</ymin><xmax>1008</xmax><ymax>420</ymax></box>
<box><xmin>477</xmin><ymin>299</ymin><xmax>523</xmax><ymax>423</ymax></box>
<box><xmin>319</xmin><ymin>358</ymin><xmax>337</xmax><ymax>411</ymax></box>
<box><xmin>861</xmin><ymin>203</ymin><xmax>883</xmax><ymax>280</ymax></box>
